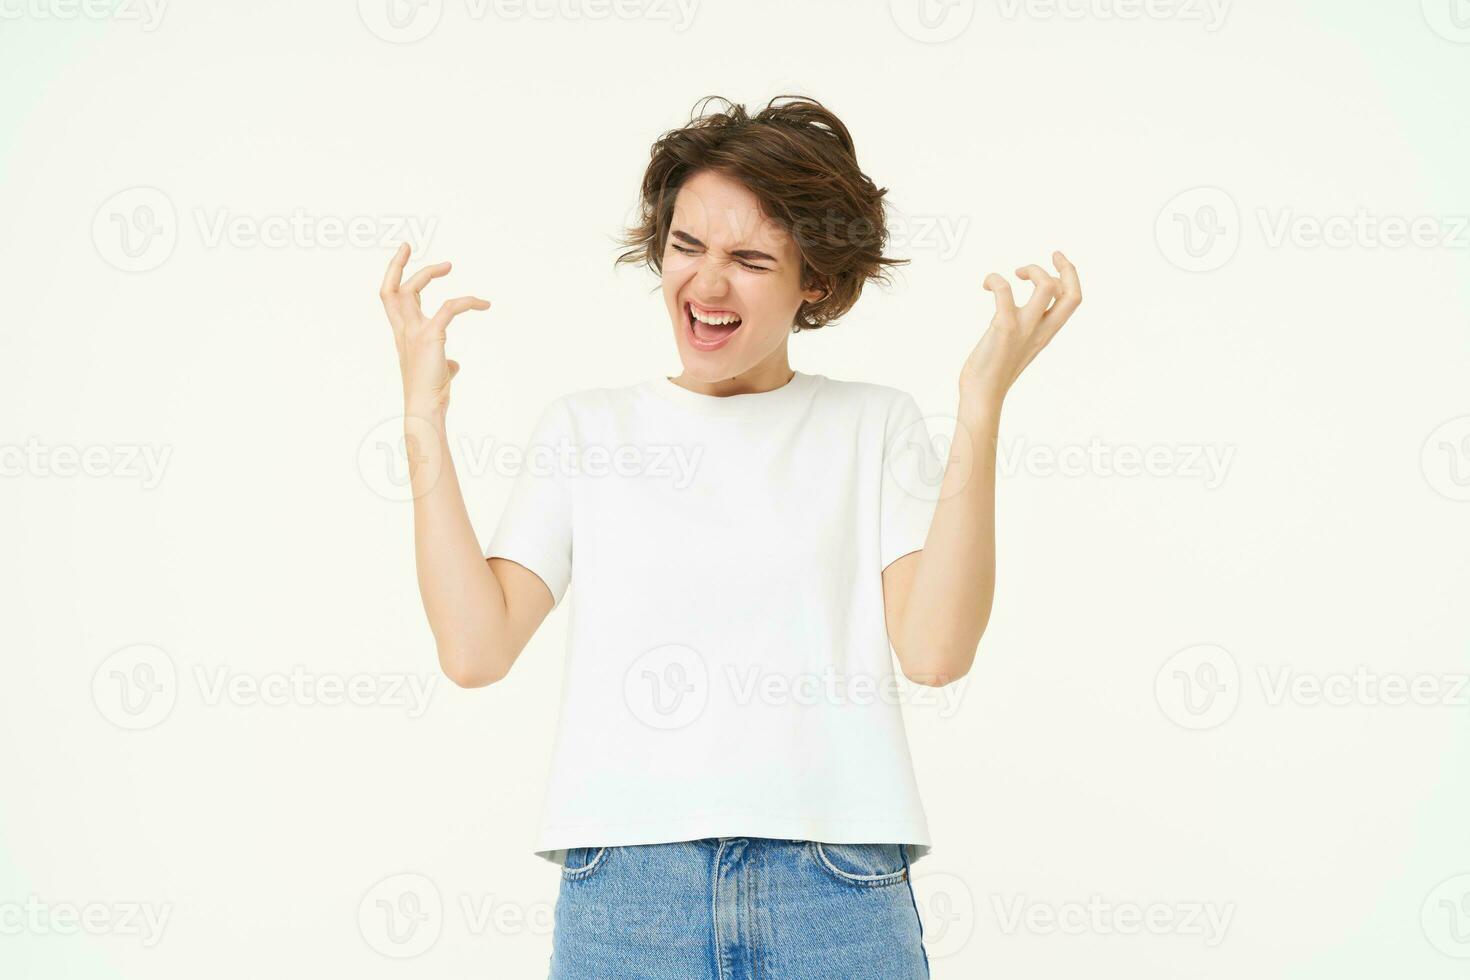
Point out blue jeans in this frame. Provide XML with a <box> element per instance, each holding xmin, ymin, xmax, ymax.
<box><xmin>549</xmin><ymin>837</ymin><xmax>930</xmax><ymax>979</ymax></box>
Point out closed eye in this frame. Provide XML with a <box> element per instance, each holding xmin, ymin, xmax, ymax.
<box><xmin>670</xmin><ymin>244</ymin><xmax>770</xmax><ymax>273</ymax></box>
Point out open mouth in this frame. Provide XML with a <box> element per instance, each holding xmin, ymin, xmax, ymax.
<box><xmin>685</xmin><ymin>301</ymin><xmax>743</xmax><ymax>351</ymax></box>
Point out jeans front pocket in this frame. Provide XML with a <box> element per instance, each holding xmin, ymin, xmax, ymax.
<box><xmin>560</xmin><ymin>846</ymin><xmax>610</xmax><ymax>882</ymax></box>
<box><xmin>811</xmin><ymin>841</ymin><xmax>910</xmax><ymax>887</ymax></box>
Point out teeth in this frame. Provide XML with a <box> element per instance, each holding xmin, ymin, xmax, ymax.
<box><xmin>690</xmin><ymin>304</ymin><xmax>741</xmax><ymax>326</ymax></box>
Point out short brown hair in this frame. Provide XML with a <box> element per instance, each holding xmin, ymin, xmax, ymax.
<box><xmin>615</xmin><ymin>95</ymin><xmax>907</xmax><ymax>332</ymax></box>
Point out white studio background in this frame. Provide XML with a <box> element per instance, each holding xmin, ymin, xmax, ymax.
<box><xmin>1</xmin><ymin>1</ymin><xmax>1467</xmax><ymax>977</ymax></box>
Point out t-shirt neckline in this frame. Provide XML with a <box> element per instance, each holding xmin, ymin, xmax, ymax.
<box><xmin>644</xmin><ymin>369</ymin><xmax>821</xmax><ymax>416</ymax></box>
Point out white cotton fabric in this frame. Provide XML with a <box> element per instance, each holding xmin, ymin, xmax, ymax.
<box><xmin>483</xmin><ymin>370</ymin><xmax>943</xmax><ymax>867</ymax></box>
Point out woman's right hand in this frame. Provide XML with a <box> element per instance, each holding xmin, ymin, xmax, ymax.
<box><xmin>379</xmin><ymin>241</ymin><xmax>490</xmax><ymax>415</ymax></box>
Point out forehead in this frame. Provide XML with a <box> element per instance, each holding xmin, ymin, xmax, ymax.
<box><xmin>670</xmin><ymin>170</ymin><xmax>795</xmax><ymax>253</ymax></box>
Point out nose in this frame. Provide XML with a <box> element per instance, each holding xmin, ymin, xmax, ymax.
<box><xmin>689</xmin><ymin>254</ymin><xmax>731</xmax><ymax>298</ymax></box>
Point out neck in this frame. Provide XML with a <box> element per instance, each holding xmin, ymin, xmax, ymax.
<box><xmin>670</xmin><ymin>346</ymin><xmax>794</xmax><ymax>397</ymax></box>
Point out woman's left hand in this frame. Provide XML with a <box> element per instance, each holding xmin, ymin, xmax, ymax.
<box><xmin>960</xmin><ymin>250</ymin><xmax>1082</xmax><ymax>411</ymax></box>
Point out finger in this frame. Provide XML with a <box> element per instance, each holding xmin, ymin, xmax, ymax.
<box><xmin>379</xmin><ymin>242</ymin><xmax>411</xmax><ymax>298</ymax></box>
<box><xmin>427</xmin><ymin>296</ymin><xmax>492</xmax><ymax>334</ymax></box>
<box><xmin>1052</xmin><ymin>250</ymin><xmax>1082</xmax><ymax>306</ymax></box>
<box><xmin>403</xmin><ymin>261</ymin><xmax>453</xmax><ymax>297</ymax></box>
<box><xmin>982</xmin><ymin>273</ymin><xmax>1016</xmax><ymax>320</ymax></box>
<box><xmin>1036</xmin><ymin>252</ymin><xmax>1082</xmax><ymax>343</ymax></box>
<box><xmin>1015</xmin><ymin>264</ymin><xmax>1060</xmax><ymax>320</ymax></box>
<box><xmin>446</xmin><ymin>359</ymin><xmax>461</xmax><ymax>382</ymax></box>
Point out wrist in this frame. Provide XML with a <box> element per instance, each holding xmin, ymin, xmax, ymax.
<box><xmin>403</xmin><ymin>396</ymin><xmax>447</xmax><ymax>424</ymax></box>
<box><xmin>956</xmin><ymin>384</ymin><xmax>1005</xmax><ymax>424</ymax></box>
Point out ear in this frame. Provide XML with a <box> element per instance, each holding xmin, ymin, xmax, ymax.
<box><xmin>801</xmin><ymin>277</ymin><xmax>829</xmax><ymax>305</ymax></box>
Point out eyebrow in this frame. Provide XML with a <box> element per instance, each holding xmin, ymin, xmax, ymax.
<box><xmin>669</xmin><ymin>230</ymin><xmax>779</xmax><ymax>265</ymax></box>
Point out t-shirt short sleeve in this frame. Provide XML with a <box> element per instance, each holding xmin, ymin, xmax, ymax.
<box><xmin>483</xmin><ymin>396</ymin><xmax>574</xmax><ymax>608</ymax></box>
<box><xmin>879</xmin><ymin>391</ymin><xmax>943</xmax><ymax>571</ymax></box>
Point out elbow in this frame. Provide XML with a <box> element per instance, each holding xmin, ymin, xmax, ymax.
<box><xmin>438</xmin><ymin>646</ymin><xmax>509</xmax><ymax>689</ymax></box>
<box><xmin>895</xmin><ymin>615</ymin><xmax>985</xmax><ymax>687</ymax></box>
<box><xmin>898</xmin><ymin>641</ymin><xmax>977</xmax><ymax>688</ymax></box>
<box><xmin>902</xmin><ymin>662</ymin><xmax>970</xmax><ymax>688</ymax></box>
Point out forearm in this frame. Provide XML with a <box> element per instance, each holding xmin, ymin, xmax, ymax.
<box><xmin>895</xmin><ymin>396</ymin><xmax>1001</xmax><ymax>682</ymax></box>
<box><xmin>895</xmin><ymin>250</ymin><xmax>1081</xmax><ymax>681</ymax></box>
<box><xmin>404</xmin><ymin>404</ymin><xmax>511</xmax><ymax>685</ymax></box>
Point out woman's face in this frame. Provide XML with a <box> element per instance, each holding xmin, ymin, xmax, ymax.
<box><xmin>661</xmin><ymin>169</ymin><xmax>824</xmax><ymax>383</ymax></box>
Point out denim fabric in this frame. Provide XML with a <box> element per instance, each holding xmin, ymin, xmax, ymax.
<box><xmin>548</xmin><ymin>837</ymin><xmax>930</xmax><ymax>979</ymax></box>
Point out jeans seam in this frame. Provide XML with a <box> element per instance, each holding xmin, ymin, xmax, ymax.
<box><xmin>560</xmin><ymin>845</ymin><xmax>608</xmax><ymax>881</ymax></box>
<box><xmin>902</xmin><ymin>844</ymin><xmax>931</xmax><ymax>978</ymax></box>
<box><xmin>814</xmin><ymin>842</ymin><xmax>909</xmax><ymax>886</ymax></box>
<box><xmin>712</xmin><ymin>839</ymin><xmax>728</xmax><ymax>980</ymax></box>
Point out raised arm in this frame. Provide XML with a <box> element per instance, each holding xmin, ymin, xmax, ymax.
<box><xmin>379</xmin><ymin>242</ymin><xmax>555</xmax><ymax>687</ymax></box>
<box><xmin>885</xmin><ymin>251</ymin><xmax>1083</xmax><ymax>686</ymax></box>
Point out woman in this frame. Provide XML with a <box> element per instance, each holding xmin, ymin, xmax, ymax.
<box><xmin>377</xmin><ymin>95</ymin><xmax>1081</xmax><ymax>979</ymax></box>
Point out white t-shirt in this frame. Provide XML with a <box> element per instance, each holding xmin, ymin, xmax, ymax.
<box><xmin>483</xmin><ymin>369</ymin><xmax>943</xmax><ymax>867</ymax></box>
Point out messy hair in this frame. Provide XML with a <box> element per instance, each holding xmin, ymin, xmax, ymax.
<box><xmin>615</xmin><ymin>94</ymin><xmax>907</xmax><ymax>332</ymax></box>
